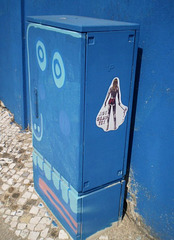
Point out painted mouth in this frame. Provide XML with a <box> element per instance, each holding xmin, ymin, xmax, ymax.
<box><xmin>39</xmin><ymin>177</ymin><xmax>78</xmax><ymax>234</ymax></box>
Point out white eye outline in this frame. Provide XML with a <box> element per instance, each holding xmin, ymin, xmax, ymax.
<box><xmin>52</xmin><ymin>51</ymin><xmax>65</xmax><ymax>88</ymax></box>
<box><xmin>36</xmin><ymin>40</ymin><xmax>47</xmax><ymax>71</ymax></box>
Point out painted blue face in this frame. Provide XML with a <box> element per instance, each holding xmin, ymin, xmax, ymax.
<box><xmin>32</xmin><ymin>113</ymin><xmax>43</xmax><ymax>141</ymax></box>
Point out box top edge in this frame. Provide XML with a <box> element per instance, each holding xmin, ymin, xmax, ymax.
<box><xmin>27</xmin><ymin>15</ymin><xmax>140</xmax><ymax>32</ymax></box>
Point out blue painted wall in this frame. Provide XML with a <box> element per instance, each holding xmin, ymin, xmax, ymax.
<box><xmin>24</xmin><ymin>1</ymin><xmax>174</xmax><ymax>239</ymax></box>
<box><xmin>0</xmin><ymin>0</ymin><xmax>26</xmax><ymax>127</ymax></box>
<box><xmin>0</xmin><ymin>1</ymin><xmax>173</xmax><ymax>239</ymax></box>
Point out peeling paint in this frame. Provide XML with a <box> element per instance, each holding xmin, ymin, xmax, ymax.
<box><xmin>127</xmin><ymin>169</ymin><xmax>157</xmax><ymax>240</ymax></box>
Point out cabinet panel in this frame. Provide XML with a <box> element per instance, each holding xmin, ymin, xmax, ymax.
<box><xmin>83</xmin><ymin>31</ymin><xmax>135</xmax><ymax>191</ymax></box>
<box><xmin>27</xmin><ymin>24</ymin><xmax>86</xmax><ymax>191</ymax></box>
<box><xmin>82</xmin><ymin>181</ymin><xmax>125</xmax><ymax>239</ymax></box>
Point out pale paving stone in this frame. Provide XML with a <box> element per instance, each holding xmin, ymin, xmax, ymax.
<box><xmin>10</xmin><ymin>169</ymin><xmax>16</xmax><ymax>175</ymax></box>
<box><xmin>31</xmin><ymin>193</ymin><xmax>39</xmax><ymax>200</ymax></box>
<box><xmin>22</xmin><ymin>172</ymin><xmax>30</xmax><ymax>177</ymax></box>
<box><xmin>6</xmin><ymin>171</ymin><xmax>11</xmax><ymax>176</ymax></box>
<box><xmin>99</xmin><ymin>236</ymin><xmax>109</xmax><ymax>240</ymax></box>
<box><xmin>40</xmin><ymin>217</ymin><xmax>52</xmax><ymax>225</ymax></box>
<box><xmin>45</xmin><ymin>212</ymin><xmax>50</xmax><ymax>217</ymax></box>
<box><xmin>19</xmin><ymin>185</ymin><xmax>26</xmax><ymax>192</ymax></box>
<box><xmin>9</xmin><ymin>163</ymin><xmax>16</xmax><ymax>169</ymax></box>
<box><xmin>22</xmin><ymin>168</ymin><xmax>29</xmax><ymax>172</ymax></box>
<box><xmin>15</xmin><ymin>230</ymin><xmax>21</xmax><ymax>237</ymax></box>
<box><xmin>16</xmin><ymin>209</ymin><xmax>24</xmax><ymax>216</ymax></box>
<box><xmin>0</xmin><ymin>208</ymin><xmax>5</xmax><ymax>214</ymax></box>
<box><xmin>26</xmin><ymin>151</ymin><xmax>32</xmax><ymax>155</ymax></box>
<box><xmin>18</xmin><ymin>170</ymin><xmax>24</xmax><ymax>175</ymax></box>
<box><xmin>7</xmin><ymin>178</ymin><xmax>13</xmax><ymax>185</ymax></box>
<box><xmin>5</xmin><ymin>216</ymin><xmax>11</xmax><ymax>223</ymax></box>
<box><xmin>13</xmin><ymin>174</ymin><xmax>20</xmax><ymax>180</ymax></box>
<box><xmin>17</xmin><ymin>223</ymin><xmax>27</xmax><ymax>230</ymax></box>
<box><xmin>38</xmin><ymin>209</ymin><xmax>47</xmax><ymax>217</ymax></box>
<box><xmin>2</xmin><ymin>183</ymin><xmax>9</xmax><ymax>191</ymax></box>
<box><xmin>28</xmin><ymin>186</ymin><xmax>34</xmax><ymax>192</ymax></box>
<box><xmin>40</xmin><ymin>228</ymin><xmax>49</xmax><ymax>238</ymax></box>
<box><xmin>5</xmin><ymin>209</ymin><xmax>11</xmax><ymax>215</ymax></box>
<box><xmin>11</xmin><ymin>211</ymin><xmax>16</xmax><ymax>216</ymax></box>
<box><xmin>58</xmin><ymin>230</ymin><xmax>69</xmax><ymax>239</ymax></box>
<box><xmin>2</xmin><ymin>214</ymin><xmax>7</xmax><ymax>219</ymax></box>
<box><xmin>30</xmin><ymin>206</ymin><xmax>39</xmax><ymax>215</ymax></box>
<box><xmin>28</xmin><ymin>168</ymin><xmax>33</xmax><ymax>173</ymax></box>
<box><xmin>12</xmin><ymin>216</ymin><xmax>19</xmax><ymax>221</ymax></box>
<box><xmin>28</xmin><ymin>231</ymin><xmax>40</xmax><ymax>240</ymax></box>
<box><xmin>17</xmin><ymin>177</ymin><xmax>24</xmax><ymax>183</ymax></box>
<box><xmin>27</xmin><ymin>223</ymin><xmax>35</xmax><ymax>231</ymax></box>
<box><xmin>20</xmin><ymin>214</ymin><xmax>32</xmax><ymax>223</ymax></box>
<box><xmin>10</xmin><ymin>221</ymin><xmax>18</xmax><ymax>228</ymax></box>
<box><xmin>5</xmin><ymin>158</ymin><xmax>13</xmax><ymax>164</ymax></box>
<box><xmin>22</xmin><ymin>191</ymin><xmax>32</xmax><ymax>199</ymax></box>
<box><xmin>5</xmin><ymin>158</ymin><xmax>13</xmax><ymax>163</ymax></box>
<box><xmin>24</xmin><ymin>179</ymin><xmax>30</xmax><ymax>184</ymax></box>
<box><xmin>25</xmin><ymin>162</ymin><xmax>33</xmax><ymax>168</ymax></box>
<box><xmin>16</xmin><ymin>154</ymin><xmax>21</xmax><ymax>158</ymax></box>
<box><xmin>17</xmin><ymin>197</ymin><xmax>27</xmax><ymax>205</ymax></box>
<box><xmin>20</xmin><ymin>229</ymin><xmax>29</xmax><ymax>239</ymax></box>
<box><xmin>35</xmin><ymin>223</ymin><xmax>47</xmax><ymax>231</ymax></box>
<box><xmin>28</xmin><ymin>173</ymin><xmax>33</xmax><ymax>180</ymax></box>
<box><xmin>30</xmin><ymin>216</ymin><xmax>41</xmax><ymax>225</ymax></box>
<box><xmin>2</xmin><ymin>176</ymin><xmax>8</xmax><ymax>182</ymax></box>
<box><xmin>1</xmin><ymin>167</ymin><xmax>9</xmax><ymax>173</ymax></box>
<box><xmin>14</xmin><ymin>182</ymin><xmax>21</xmax><ymax>188</ymax></box>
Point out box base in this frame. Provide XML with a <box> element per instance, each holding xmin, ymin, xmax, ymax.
<box><xmin>33</xmin><ymin>149</ymin><xmax>125</xmax><ymax>239</ymax></box>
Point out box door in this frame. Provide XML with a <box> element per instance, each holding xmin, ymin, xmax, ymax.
<box><xmin>83</xmin><ymin>30</ymin><xmax>136</xmax><ymax>191</ymax></box>
<box><xmin>27</xmin><ymin>23</ymin><xmax>85</xmax><ymax>191</ymax></box>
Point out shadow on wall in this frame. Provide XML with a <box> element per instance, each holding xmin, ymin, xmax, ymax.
<box><xmin>124</xmin><ymin>47</ymin><xmax>143</xmax><ymax>213</ymax></box>
<box><xmin>126</xmin><ymin>48</ymin><xmax>143</xmax><ymax>181</ymax></box>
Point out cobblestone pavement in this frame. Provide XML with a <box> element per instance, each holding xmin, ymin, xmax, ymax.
<box><xmin>0</xmin><ymin>105</ymin><xmax>156</xmax><ymax>240</ymax></box>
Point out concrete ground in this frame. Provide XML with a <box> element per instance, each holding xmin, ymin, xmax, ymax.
<box><xmin>0</xmin><ymin>105</ymin><xmax>156</xmax><ymax>240</ymax></box>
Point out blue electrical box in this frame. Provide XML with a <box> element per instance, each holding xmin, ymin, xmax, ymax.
<box><xmin>27</xmin><ymin>15</ymin><xmax>139</xmax><ymax>239</ymax></box>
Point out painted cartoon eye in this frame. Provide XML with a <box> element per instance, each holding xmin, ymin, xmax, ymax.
<box><xmin>52</xmin><ymin>51</ymin><xmax>65</xmax><ymax>88</ymax></box>
<box><xmin>36</xmin><ymin>40</ymin><xmax>47</xmax><ymax>71</ymax></box>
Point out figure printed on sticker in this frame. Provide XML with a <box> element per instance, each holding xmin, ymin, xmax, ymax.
<box><xmin>96</xmin><ymin>77</ymin><xmax>128</xmax><ymax>132</ymax></box>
